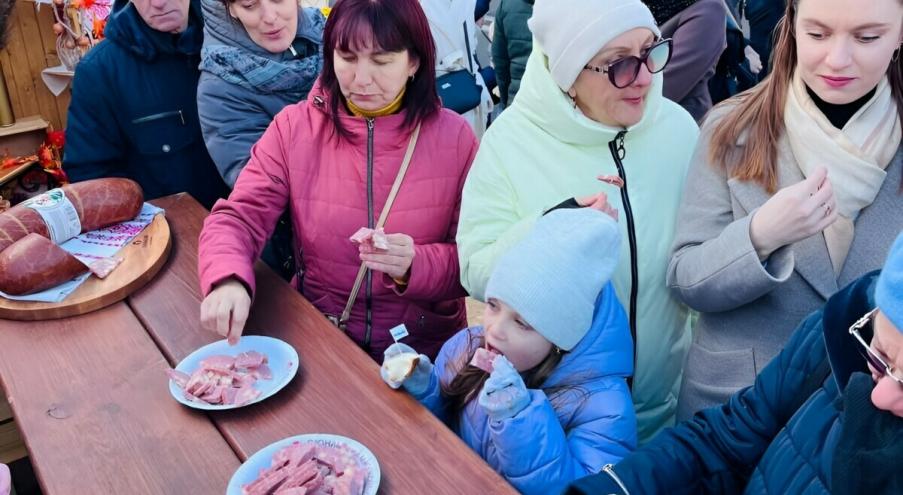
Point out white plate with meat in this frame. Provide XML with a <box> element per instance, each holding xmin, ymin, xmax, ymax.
<box><xmin>227</xmin><ymin>433</ymin><xmax>380</xmax><ymax>495</ymax></box>
<box><xmin>167</xmin><ymin>336</ymin><xmax>299</xmax><ymax>411</ymax></box>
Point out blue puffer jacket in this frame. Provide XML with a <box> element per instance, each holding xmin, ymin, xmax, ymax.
<box><xmin>413</xmin><ymin>284</ymin><xmax>636</xmax><ymax>495</ymax></box>
<box><xmin>567</xmin><ymin>272</ymin><xmax>895</xmax><ymax>495</ymax></box>
<box><xmin>64</xmin><ymin>0</ymin><xmax>229</xmax><ymax>208</ymax></box>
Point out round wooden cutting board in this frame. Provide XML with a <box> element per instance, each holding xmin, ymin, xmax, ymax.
<box><xmin>0</xmin><ymin>214</ymin><xmax>172</xmax><ymax>321</ymax></box>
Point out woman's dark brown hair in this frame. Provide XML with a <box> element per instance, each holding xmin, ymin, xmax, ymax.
<box><xmin>708</xmin><ymin>0</ymin><xmax>903</xmax><ymax>193</ymax></box>
<box><xmin>318</xmin><ymin>0</ymin><xmax>440</xmax><ymax>139</ymax></box>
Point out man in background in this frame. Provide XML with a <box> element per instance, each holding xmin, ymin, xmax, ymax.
<box><xmin>64</xmin><ymin>0</ymin><xmax>228</xmax><ymax>208</ymax></box>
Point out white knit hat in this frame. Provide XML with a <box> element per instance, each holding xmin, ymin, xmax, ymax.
<box><xmin>485</xmin><ymin>208</ymin><xmax>621</xmax><ymax>351</ymax></box>
<box><xmin>528</xmin><ymin>0</ymin><xmax>660</xmax><ymax>92</ymax></box>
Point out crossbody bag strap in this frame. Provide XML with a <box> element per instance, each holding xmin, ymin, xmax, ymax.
<box><xmin>429</xmin><ymin>17</ymin><xmax>475</xmax><ymax>75</ymax></box>
<box><xmin>462</xmin><ymin>21</ymin><xmax>474</xmax><ymax>74</ymax></box>
<box><xmin>339</xmin><ymin>123</ymin><xmax>422</xmax><ymax>325</ymax></box>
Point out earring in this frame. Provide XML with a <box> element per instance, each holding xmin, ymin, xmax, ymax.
<box><xmin>565</xmin><ymin>90</ymin><xmax>577</xmax><ymax>108</ymax></box>
<box><xmin>554</xmin><ymin>346</ymin><xmax>563</xmax><ymax>355</ymax></box>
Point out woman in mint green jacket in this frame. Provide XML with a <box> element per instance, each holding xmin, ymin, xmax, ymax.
<box><xmin>456</xmin><ymin>0</ymin><xmax>699</xmax><ymax>443</ymax></box>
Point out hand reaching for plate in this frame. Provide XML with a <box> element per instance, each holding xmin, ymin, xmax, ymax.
<box><xmin>200</xmin><ymin>277</ymin><xmax>251</xmax><ymax>345</ymax></box>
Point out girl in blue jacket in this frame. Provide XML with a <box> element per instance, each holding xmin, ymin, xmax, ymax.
<box><xmin>381</xmin><ymin>207</ymin><xmax>637</xmax><ymax>495</ymax></box>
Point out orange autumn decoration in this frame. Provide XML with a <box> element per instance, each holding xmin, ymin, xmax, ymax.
<box><xmin>0</xmin><ymin>129</ymin><xmax>69</xmax><ymax>206</ymax></box>
<box><xmin>0</xmin><ymin>128</ymin><xmax>68</xmax><ymax>182</ymax></box>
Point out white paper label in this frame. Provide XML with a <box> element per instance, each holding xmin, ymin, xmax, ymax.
<box><xmin>389</xmin><ymin>324</ymin><xmax>409</xmax><ymax>343</ymax></box>
<box><xmin>23</xmin><ymin>188</ymin><xmax>81</xmax><ymax>244</ymax></box>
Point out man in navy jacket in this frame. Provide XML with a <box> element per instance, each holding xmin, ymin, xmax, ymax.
<box><xmin>64</xmin><ymin>0</ymin><xmax>228</xmax><ymax>208</ymax></box>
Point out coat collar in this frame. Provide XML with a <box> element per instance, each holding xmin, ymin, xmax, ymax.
<box><xmin>306</xmin><ymin>80</ymin><xmax>416</xmax><ymax>149</ymax></box>
<box><xmin>727</xmin><ymin>137</ymin><xmax>839</xmax><ymax>299</ymax></box>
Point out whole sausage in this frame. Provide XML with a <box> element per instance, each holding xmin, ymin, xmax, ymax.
<box><xmin>0</xmin><ymin>178</ymin><xmax>143</xmax><ymax>253</ymax></box>
<box><xmin>0</xmin><ymin>233</ymin><xmax>86</xmax><ymax>295</ymax></box>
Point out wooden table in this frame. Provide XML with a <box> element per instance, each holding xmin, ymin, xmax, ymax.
<box><xmin>0</xmin><ymin>193</ymin><xmax>516</xmax><ymax>495</ymax></box>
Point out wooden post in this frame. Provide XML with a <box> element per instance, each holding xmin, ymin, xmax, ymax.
<box><xmin>0</xmin><ymin>72</ymin><xmax>13</xmax><ymax>127</ymax></box>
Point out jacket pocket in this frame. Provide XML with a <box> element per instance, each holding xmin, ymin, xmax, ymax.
<box><xmin>129</xmin><ymin>110</ymin><xmax>196</xmax><ymax>156</ymax></box>
<box><xmin>677</xmin><ymin>343</ymin><xmax>757</xmax><ymax>421</ymax></box>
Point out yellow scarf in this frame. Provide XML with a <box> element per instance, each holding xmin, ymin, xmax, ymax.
<box><xmin>346</xmin><ymin>87</ymin><xmax>406</xmax><ymax>118</ymax></box>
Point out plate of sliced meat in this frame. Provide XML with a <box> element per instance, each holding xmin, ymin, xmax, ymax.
<box><xmin>227</xmin><ymin>434</ymin><xmax>379</xmax><ymax>495</ymax></box>
<box><xmin>166</xmin><ymin>335</ymin><xmax>299</xmax><ymax>410</ymax></box>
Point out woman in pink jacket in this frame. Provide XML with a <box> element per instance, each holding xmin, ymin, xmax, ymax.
<box><xmin>198</xmin><ymin>0</ymin><xmax>478</xmax><ymax>360</ymax></box>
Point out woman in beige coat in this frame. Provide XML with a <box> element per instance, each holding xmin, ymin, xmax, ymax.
<box><xmin>668</xmin><ymin>0</ymin><xmax>903</xmax><ymax>419</ymax></box>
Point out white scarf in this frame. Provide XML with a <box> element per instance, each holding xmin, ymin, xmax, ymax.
<box><xmin>784</xmin><ymin>72</ymin><xmax>901</xmax><ymax>275</ymax></box>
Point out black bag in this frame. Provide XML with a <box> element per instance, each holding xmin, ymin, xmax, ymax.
<box><xmin>435</xmin><ymin>22</ymin><xmax>482</xmax><ymax>114</ymax></box>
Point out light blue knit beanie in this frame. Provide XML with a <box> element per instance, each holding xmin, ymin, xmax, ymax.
<box><xmin>876</xmin><ymin>231</ymin><xmax>903</xmax><ymax>333</ymax></box>
<box><xmin>485</xmin><ymin>208</ymin><xmax>621</xmax><ymax>351</ymax></box>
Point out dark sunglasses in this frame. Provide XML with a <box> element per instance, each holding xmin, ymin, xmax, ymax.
<box><xmin>582</xmin><ymin>38</ymin><xmax>673</xmax><ymax>89</ymax></box>
<box><xmin>849</xmin><ymin>308</ymin><xmax>903</xmax><ymax>387</ymax></box>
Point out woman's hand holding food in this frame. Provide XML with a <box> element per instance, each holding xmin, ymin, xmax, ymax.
<box><xmin>359</xmin><ymin>232</ymin><xmax>416</xmax><ymax>283</ymax></box>
<box><xmin>577</xmin><ymin>191</ymin><xmax>619</xmax><ymax>221</ymax></box>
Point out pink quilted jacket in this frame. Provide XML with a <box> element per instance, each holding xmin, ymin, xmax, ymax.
<box><xmin>198</xmin><ymin>82</ymin><xmax>477</xmax><ymax>360</ymax></box>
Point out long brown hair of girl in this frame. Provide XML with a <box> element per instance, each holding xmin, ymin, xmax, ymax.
<box><xmin>440</xmin><ymin>331</ymin><xmax>588</xmax><ymax>422</ymax></box>
<box><xmin>708</xmin><ymin>0</ymin><xmax>903</xmax><ymax>193</ymax></box>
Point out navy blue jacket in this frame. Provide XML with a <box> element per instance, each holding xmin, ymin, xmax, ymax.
<box><xmin>567</xmin><ymin>271</ymin><xmax>903</xmax><ymax>494</ymax></box>
<box><xmin>63</xmin><ymin>0</ymin><xmax>228</xmax><ymax>208</ymax></box>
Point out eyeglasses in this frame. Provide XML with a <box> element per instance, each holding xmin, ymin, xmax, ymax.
<box><xmin>849</xmin><ymin>308</ymin><xmax>903</xmax><ymax>387</ymax></box>
<box><xmin>582</xmin><ymin>38</ymin><xmax>673</xmax><ymax>89</ymax></box>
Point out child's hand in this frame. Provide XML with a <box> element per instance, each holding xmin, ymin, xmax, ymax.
<box><xmin>380</xmin><ymin>343</ymin><xmax>433</xmax><ymax>395</ymax></box>
<box><xmin>478</xmin><ymin>355</ymin><xmax>530</xmax><ymax>421</ymax></box>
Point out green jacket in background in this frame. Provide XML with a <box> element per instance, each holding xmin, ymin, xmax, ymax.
<box><xmin>457</xmin><ymin>43</ymin><xmax>699</xmax><ymax>443</ymax></box>
<box><xmin>491</xmin><ymin>0</ymin><xmax>533</xmax><ymax>108</ymax></box>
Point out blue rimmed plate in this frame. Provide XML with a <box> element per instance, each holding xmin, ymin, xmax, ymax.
<box><xmin>168</xmin><ymin>335</ymin><xmax>298</xmax><ymax>411</ymax></box>
<box><xmin>226</xmin><ymin>433</ymin><xmax>380</xmax><ymax>495</ymax></box>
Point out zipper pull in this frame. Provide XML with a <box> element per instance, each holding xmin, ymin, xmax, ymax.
<box><xmin>615</xmin><ymin>131</ymin><xmax>627</xmax><ymax>160</ymax></box>
<box><xmin>367</xmin><ymin>118</ymin><xmax>374</xmax><ymax>131</ymax></box>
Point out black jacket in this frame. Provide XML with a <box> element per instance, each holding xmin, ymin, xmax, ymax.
<box><xmin>491</xmin><ymin>0</ymin><xmax>533</xmax><ymax>108</ymax></box>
